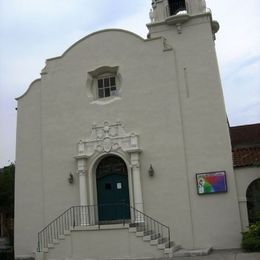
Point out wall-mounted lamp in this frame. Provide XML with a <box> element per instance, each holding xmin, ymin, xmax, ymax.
<box><xmin>68</xmin><ymin>173</ymin><xmax>74</xmax><ymax>184</ymax></box>
<box><xmin>148</xmin><ymin>164</ymin><xmax>155</xmax><ymax>177</ymax></box>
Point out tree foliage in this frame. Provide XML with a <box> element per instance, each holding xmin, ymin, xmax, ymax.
<box><xmin>0</xmin><ymin>163</ymin><xmax>15</xmax><ymax>213</ymax></box>
<box><xmin>0</xmin><ymin>163</ymin><xmax>15</xmax><ymax>253</ymax></box>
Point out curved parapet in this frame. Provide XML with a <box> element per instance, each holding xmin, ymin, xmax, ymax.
<box><xmin>15</xmin><ymin>29</ymin><xmax>147</xmax><ymax>101</ymax></box>
<box><xmin>16</xmin><ymin>78</ymin><xmax>41</xmax><ymax>101</ymax></box>
<box><xmin>46</xmin><ymin>28</ymin><xmax>146</xmax><ymax>62</ymax></box>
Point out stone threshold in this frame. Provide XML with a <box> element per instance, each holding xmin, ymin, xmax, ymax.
<box><xmin>72</xmin><ymin>223</ymin><xmax>129</xmax><ymax>231</ymax></box>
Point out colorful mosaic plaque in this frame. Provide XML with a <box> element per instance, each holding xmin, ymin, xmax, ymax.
<box><xmin>196</xmin><ymin>171</ymin><xmax>227</xmax><ymax>195</ymax></box>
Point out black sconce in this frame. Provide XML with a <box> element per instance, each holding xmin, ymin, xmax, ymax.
<box><xmin>148</xmin><ymin>164</ymin><xmax>155</xmax><ymax>177</ymax></box>
<box><xmin>68</xmin><ymin>173</ymin><xmax>74</xmax><ymax>184</ymax></box>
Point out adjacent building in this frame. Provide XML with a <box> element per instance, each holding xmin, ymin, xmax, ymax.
<box><xmin>230</xmin><ymin>124</ymin><xmax>260</xmax><ymax>231</ymax></box>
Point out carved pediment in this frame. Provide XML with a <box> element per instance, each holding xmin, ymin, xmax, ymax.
<box><xmin>75</xmin><ymin>121</ymin><xmax>140</xmax><ymax>158</ymax></box>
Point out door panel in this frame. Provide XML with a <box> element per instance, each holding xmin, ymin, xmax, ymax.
<box><xmin>96</xmin><ymin>156</ymin><xmax>130</xmax><ymax>222</ymax></box>
<box><xmin>97</xmin><ymin>174</ymin><xmax>130</xmax><ymax>221</ymax></box>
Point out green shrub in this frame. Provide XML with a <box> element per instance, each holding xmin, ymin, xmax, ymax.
<box><xmin>242</xmin><ymin>221</ymin><xmax>260</xmax><ymax>252</ymax></box>
<box><xmin>0</xmin><ymin>250</ymin><xmax>14</xmax><ymax>260</ymax></box>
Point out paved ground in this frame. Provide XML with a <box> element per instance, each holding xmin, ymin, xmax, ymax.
<box><xmin>27</xmin><ymin>249</ymin><xmax>260</xmax><ymax>260</ymax></box>
<box><xmin>170</xmin><ymin>249</ymin><xmax>260</xmax><ymax>260</ymax></box>
<box><xmin>113</xmin><ymin>250</ymin><xmax>260</xmax><ymax>260</ymax></box>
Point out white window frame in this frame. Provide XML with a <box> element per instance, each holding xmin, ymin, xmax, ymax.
<box><xmin>97</xmin><ymin>73</ymin><xmax>117</xmax><ymax>99</ymax></box>
<box><xmin>87</xmin><ymin>66</ymin><xmax>121</xmax><ymax>102</ymax></box>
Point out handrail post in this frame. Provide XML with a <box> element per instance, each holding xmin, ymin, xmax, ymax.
<box><xmin>37</xmin><ymin>233</ymin><xmax>40</xmax><ymax>252</ymax></box>
<box><xmin>73</xmin><ymin>206</ymin><xmax>75</xmax><ymax>227</ymax></box>
<box><xmin>168</xmin><ymin>227</ymin><xmax>171</xmax><ymax>248</ymax></box>
<box><xmin>80</xmin><ymin>205</ymin><xmax>89</xmax><ymax>226</ymax></box>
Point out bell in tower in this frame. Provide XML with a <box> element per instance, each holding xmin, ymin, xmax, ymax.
<box><xmin>168</xmin><ymin>0</ymin><xmax>186</xmax><ymax>16</ymax></box>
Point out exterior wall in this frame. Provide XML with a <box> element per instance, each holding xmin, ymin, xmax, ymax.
<box><xmin>16</xmin><ymin>10</ymin><xmax>242</xmax><ymax>257</ymax></box>
<box><xmin>38</xmin><ymin>29</ymin><xmax>194</xmax><ymax>248</ymax></box>
<box><xmin>235</xmin><ymin>167</ymin><xmax>260</xmax><ymax>231</ymax></box>
<box><xmin>15</xmin><ymin>80</ymin><xmax>44</xmax><ymax>257</ymax></box>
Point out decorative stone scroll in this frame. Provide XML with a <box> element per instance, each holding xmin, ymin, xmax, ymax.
<box><xmin>75</xmin><ymin>121</ymin><xmax>140</xmax><ymax>158</ymax></box>
<box><xmin>75</xmin><ymin>121</ymin><xmax>143</xmax><ymax>217</ymax></box>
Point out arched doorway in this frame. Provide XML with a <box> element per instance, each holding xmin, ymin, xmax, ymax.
<box><xmin>96</xmin><ymin>155</ymin><xmax>130</xmax><ymax>222</ymax></box>
<box><xmin>246</xmin><ymin>178</ymin><xmax>260</xmax><ymax>224</ymax></box>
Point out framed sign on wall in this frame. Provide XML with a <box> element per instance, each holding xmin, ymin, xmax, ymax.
<box><xmin>196</xmin><ymin>171</ymin><xmax>227</xmax><ymax>195</ymax></box>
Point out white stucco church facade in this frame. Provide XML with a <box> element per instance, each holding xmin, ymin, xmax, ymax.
<box><xmin>15</xmin><ymin>1</ymin><xmax>258</xmax><ymax>259</ymax></box>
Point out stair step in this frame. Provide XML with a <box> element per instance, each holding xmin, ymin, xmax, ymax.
<box><xmin>129</xmin><ymin>222</ymin><xmax>145</xmax><ymax>233</ymax></box>
<box><xmin>42</xmin><ymin>248</ymin><xmax>48</xmax><ymax>253</ymax></box>
<box><xmin>151</xmin><ymin>233</ymin><xmax>160</xmax><ymax>240</ymax></box>
<box><xmin>58</xmin><ymin>235</ymin><xmax>65</xmax><ymax>240</ymax></box>
<box><xmin>129</xmin><ymin>222</ymin><xmax>145</xmax><ymax>228</ymax></box>
<box><xmin>128</xmin><ymin>227</ymin><xmax>136</xmax><ymax>233</ymax></box>
<box><xmin>136</xmin><ymin>231</ymin><xmax>145</xmax><ymax>237</ymax></box>
<box><xmin>64</xmin><ymin>230</ymin><xmax>71</xmax><ymax>235</ymax></box>
<box><xmin>158</xmin><ymin>237</ymin><xmax>167</xmax><ymax>243</ymax></box>
<box><xmin>47</xmin><ymin>243</ymin><xmax>54</xmax><ymax>249</ymax></box>
<box><xmin>164</xmin><ymin>244</ymin><xmax>182</xmax><ymax>255</ymax></box>
<box><xmin>150</xmin><ymin>233</ymin><xmax>161</xmax><ymax>245</ymax></box>
<box><xmin>136</xmin><ymin>228</ymin><xmax>152</xmax><ymax>236</ymax></box>
<box><xmin>158</xmin><ymin>239</ymin><xmax>172</xmax><ymax>250</ymax></box>
<box><xmin>157</xmin><ymin>238</ymin><xmax>168</xmax><ymax>249</ymax></box>
<box><xmin>143</xmin><ymin>231</ymin><xmax>154</xmax><ymax>241</ymax></box>
<box><xmin>165</xmin><ymin>241</ymin><xmax>174</xmax><ymax>248</ymax></box>
<box><xmin>150</xmin><ymin>238</ymin><xmax>160</xmax><ymax>245</ymax></box>
<box><xmin>143</xmin><ymin>235</ymin><xmax>152</xmax><ymax>241</ymax></box>
<box><xmin>53</xmin><ymin>239</ymin><xmax>59</xmax><ymax>244</ymax></box>
<box><xmin>136</xmin><ymin>226</ymin><xmax>145</xmax><ymax>232</ymax></box>
<box><xmin>143</xmin><ymin>230</ymin><xmax>153</xmax><ymax>236</ymax></box>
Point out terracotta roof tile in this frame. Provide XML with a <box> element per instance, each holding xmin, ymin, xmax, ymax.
<box><xmin>230</xmin><ymin>123</ymin><xmax>260</xmax><ymax>148</ymax></box>
<box><xmin>232</xmin><ymin>147</ymin><xmax>260</xmax><ymax>168</ymax></box>
<box><xmin>230</xmin><ymin>123</ymin><xmax>260</xmax><ymax>168</ymax></box>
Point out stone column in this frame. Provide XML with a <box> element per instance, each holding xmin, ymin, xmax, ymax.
<box><xmin>79</xmin><ymin>170</ymin><xmax>87</xmax><ymax>206</ymax></box>
<box><xmin>238</xmin><ymin>197</ymin><xmax>249</xmax><ymax>231</ymax></box>
<box><xmin>77</xmin><ymin>158</ymin><xmax>89</xmax><ymax>225</ymax></box>
<box><xmin>130</xmin><ymin>152</ymin><xmax>144</xmax><ymax>222</ymax></box>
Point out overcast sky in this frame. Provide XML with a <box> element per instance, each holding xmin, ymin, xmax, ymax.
<box><xmin>0</xmin><ymin>0</ymin><xmax>259</xmax><ymax>167</ymax></box>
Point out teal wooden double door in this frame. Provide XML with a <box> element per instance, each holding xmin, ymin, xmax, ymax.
<box><xmin>96</xmin><ymin>156</ymin><xmax>130</xmax><ymax>221</ymax></box>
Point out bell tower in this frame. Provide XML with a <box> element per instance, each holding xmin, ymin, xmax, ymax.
<box><xmin>148</xmin><ymin>0</ymin><xmax>241</xmax><ymax>249</ymax></box>
<box><xmin>148</xmin><ymin>0</ymin><xmax>219</xmax><ymax>47</ymax></box>
<box><xmin>150</xmin><ymin>0</ymin><xmax>207</xmax><ymax>23</ymax></box>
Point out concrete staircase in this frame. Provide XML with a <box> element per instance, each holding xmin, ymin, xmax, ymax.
<box><xmin>36</xmin><ymin>205</ymin><xmax>182</xmax><ymax>259</ymax></box>
<box><xmin>40</xmin><ymin>228</ymin><xmax>72</xmax><ymax>253</ymax></box>
<box><xmin>128</xmin><ymin>222</ymin><xmax>181</xmax><ymax>256</ymax></box>
<box><xmin>36</xmin><ymin>222</ymin><xmax>180</xmax><ymax>259</ymax></box>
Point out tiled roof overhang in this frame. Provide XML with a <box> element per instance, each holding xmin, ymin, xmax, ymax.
<box><xmin>232</xmin><ymin>147</ymin><xmax>260</xmax><ymax>168</ymax></box>
<box><xmin>230</xmin><ymin>123</ymin><xmax>260</xmax><ymax>168</ymax></box>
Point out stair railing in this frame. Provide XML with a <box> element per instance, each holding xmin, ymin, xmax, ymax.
<box><xmin>37</xmin><ymin>206</ymin><xmax>74</xmax><ymax>252</ymax></box>
<box><xmin>37</xmin><ymin>204</ymin><xmax>171</xmax><ymax>252</ymax></box>
<box><xmin>129</xmin><ymin>205</ymin><xmax>171</xmax><ymax>248</ymax></box>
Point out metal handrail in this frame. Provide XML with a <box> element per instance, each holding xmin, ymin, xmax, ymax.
<box><xmin>129</xmin><ymin>205</ymin><xmax>170</xmax><ymax>247</ymax></box>
<box><xmin>37</xmin><ymin>204</ymin><xmax>171</xmax><ymax>251</ymax></box>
